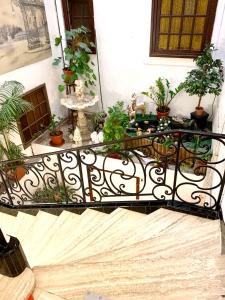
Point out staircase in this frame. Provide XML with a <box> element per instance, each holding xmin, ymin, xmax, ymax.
<box><xmin>0</xmin><ymin>207</ymin><xmax>225</xmax><ymax>299</ymax></box>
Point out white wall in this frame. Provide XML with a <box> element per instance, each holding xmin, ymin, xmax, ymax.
<box><xmin>93</xmin><ymin>0</ymin><xmax>224</xmax><ymax>117</ymax></box>
<box><xmin>0</xmin><ymin>0</ymin><xmax>68</xmax><ymax>154</ymax></box>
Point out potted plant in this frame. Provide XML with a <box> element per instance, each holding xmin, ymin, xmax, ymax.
<box><xmin>0</xmin><ymin>81</ymin><xmax>33</xmax><ymax>181</ymax></box>
<box><xmin>49</xmin><ymin>114</ymin><xmax>64</xmax><ymax>146</ymax></box>
<box><xmin>103</xmin><ymin>101</ymin><xmax>129</xmax><ymax>158</ymax></box>
<box><xmin>183</xmin><ymin>44</ymin><xmax>224</xmax><ymax>129</ymax></box>
<box><xmin>142</xmin><ymin>77</ymin><xmax>183</xmax><ymax>119</ymax></box>
<box><xmin>53</xmin><ymin>26</ymin><xmax>96</xmax><ymax>94</ymax></box>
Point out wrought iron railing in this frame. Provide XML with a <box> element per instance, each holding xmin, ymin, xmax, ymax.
<box><xmin>0</xmin><ymin>129</ymin><xmax>225</xmax><ymax>219</ymax></box>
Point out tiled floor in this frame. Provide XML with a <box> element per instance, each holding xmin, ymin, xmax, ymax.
<box><xmin>32</xmin><ymin>113</ymin><xmax>95</xmax><ymax>151</ymax></box>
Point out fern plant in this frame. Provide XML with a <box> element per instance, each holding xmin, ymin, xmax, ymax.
<box><xmin>0</xmin><ymin>81</ymin><xmax>33</xmax><ymax>162</ymax></box>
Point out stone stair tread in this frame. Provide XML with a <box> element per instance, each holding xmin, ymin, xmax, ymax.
<box><xmin>33</xmin><ymin>256</ymin><xmax>225</xmax><ymax>300</ymax></box>
<box><xmin>21</xmin><ymin>211</ymin><xmax>57</xmax><ymax>263</ymax></box>
<box><xmin>59</xmin><ymin>208</ymin><xmax>145</xmax><ymax>263</ymax></box>
<box><xmin>33</xmin><ymin>288</ymin><xmax>67</xmax><ymax>300</ymax></box>
<box><xmin>75</xmin><ymin>219</ymin><xmax>220</xmax><ymax>264</ymax></box>
<box><xmin>61</xmin><ymin>209</ymin><xmax>213</xmax><ymax>263</ymax></box>
<box><xmin>0</xmin><ymin>212</ymin><xmax>16</xmax><ymax>242</ymax></box>
<box><xmin>47</xmin><ymin>209</ymin><xmax>108</xmax><ymax>265</ymax></box>
<box><xmin>27</xmin><ymin>210</ymin><xmax>80</xmax><ymax>267</ymax></box>
<box><xmin>11</xmin><ymin>211</ymin><xmax>36</xmax><ymax>240</ymax></box>
<box><xmin>0</xmin><ymin>268</ymin><xmax>35</xmax><ymax>300</ymax></box>
<box><xmin>36</xmin><ymin>211</ymin><xmax>81</xmax><ymax>266</ymax></box>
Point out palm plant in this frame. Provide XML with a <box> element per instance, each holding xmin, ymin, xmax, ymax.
<box><xmin>0</xmin><ymin>81</ymin><xmax>33</xmax><ymax>162</ymax></box>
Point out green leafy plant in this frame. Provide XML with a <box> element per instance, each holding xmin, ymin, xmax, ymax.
<box><xmin>53</xmin><ymin>26</ymin><xmax>96</xmax><ymax>94</ymax></box>
<box><xmin>32</xmin><ymin>184</ymin><xmax>73</xmax><ymax>203</ymax></box>
<box><xmin>0</xmin><ymin>81</ymin><xmax>32</xmax><ymax>163</ymax></box>
<box><xmin>48</xmin><ymin>114</ymin><xmax>64</xmax><ymax>136</ymax></box>
<box><xmin>183</xmin><ymin>44</ymin><xmax>224</xmax><ymax>109</ymax></box>
<box><xmin>103</xmin><ymin>101</ymin><xmax>129</xmax><ymax>151</ymax></box>
<box><xmin>142</xmin><ymin>77</ymin><xmax>183</xmax><ymax>112</ymax></box>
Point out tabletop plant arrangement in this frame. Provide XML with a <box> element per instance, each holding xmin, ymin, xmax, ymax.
<box><xmin>103</xmin><ymin>101</ymin><xmax>129</xmax><ymax>158</ymax></box>
<box><xmin>183</xmin><ymin>44</ymin><xmax>224</xmax><ymax>129</ymax></box>
<box><xmin>142</xmin><ymin>77</ymin><xmax>183</xmax><ymax>120</ymax></box>
<box><xmin>53</xmin><ymin>25</ymin><xmax>96</xmax><ymax>94</ymax></box>
<box><xmin>0</xmin><ymin>81</ymin><xmax>33</xmax><ymax>181</ymax></box>
<box><xmin>48</xmin><ymin>114</ymin><xmax>64</xmax><ymax>146</ymax></box>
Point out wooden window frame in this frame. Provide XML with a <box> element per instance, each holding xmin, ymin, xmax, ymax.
<box><xmin>61</xmin><ymin>0</ymin><xmax>96</xmax><ymax>54</ymax></box>
<box><xmin>18</xmin><ymin>84</ymin><xmax>51</xmax><ymax>149</ymax></box>
<box><xmin>150</xmin><ymin>0</ymin><xmax>218</xmax><ymax>58</ymax></box>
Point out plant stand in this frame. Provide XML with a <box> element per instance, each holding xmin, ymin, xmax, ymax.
<box><xmin>61</xmin><ymin>94</ymin><xmax>99</xmax><ymax>143</ymax></box>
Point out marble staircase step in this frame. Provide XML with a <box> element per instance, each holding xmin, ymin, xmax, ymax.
<box><xmin>76</xmin><ymin>219</ymin><xmax>220</xmax><ymax>264</ymax></box>
<box><xmin>0</xmin><ymin>268</ymin><xmax>35</xmax><ymax>300</ymax></box>
<box><xmin>11</xmin><ymin>211</ymin><xmax>35</xmax><ymax>240</ymax></box>
<box><xmin>21</xmin><ymin>211</ymin><xmax>57</xmax><ymax>265</ymax></box>
<box><xmin>33</xmin><ymin>256</ymin><xmax>225</xmax><ymax>300</ymax></box>
<box><xmin>62</xmin><ymin>209</ymin><xmax>212</xmax><ymax>263</ymax></box>
<box><xmin>48</xmin><ymin>209</ymin><xmax>108</xmax><ymax>265</ymax></box>
<box><xmin>36</xmin><ymin>211</ymin><xmax>81</xmax><ymax>266</ymax></box>
<box><xmin>59</xmin><ymin>208</ymin><xmax>145</xmax><ymax>263</ymax></box>
<box><xmin>27</xmin><ymin>210</ymin><xmax>80</xmax><ymax>267</ymax></box>
<box><xmin>33</xmin><ymin>288</ymin><xmax>67</xmax><ymax>300</ymax></box>
<box><xmin>0</xmin><ymin>212</ymin><xmax>16</xmax><ymax>242</ymax></box>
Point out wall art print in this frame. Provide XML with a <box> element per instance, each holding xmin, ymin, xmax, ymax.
<box><xmin>0</xmin><ymin>0</ymin><xmax>51</xmax><ymax>75</ymax></box>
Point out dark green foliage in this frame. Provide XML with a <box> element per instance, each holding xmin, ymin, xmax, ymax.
<box><xmin>103</xmin><ymin>101</ymin><xmax>129</xmax><ymax>151</ymax></box>
<box><xmin>142</xmin><ymin>77</ymin><xmax>183</xmax><ymax>112</ymax></box>
<box><xmin>32</xmin><ymin>185</ymin><xmax>73</xmax><ymax>203</ymax></box>
<box><xmin>183</xmin><ymin>44</ymin><xmax>224</xmax><ymax>107</ymax></box>
<box><xmin>0</xmin><ymin>81</ymin><xmax>33</xmax><ymax>162</ymax></box>
<box><xmin>53</xmin><ymin>26</ymin><xmax>96</xmax><ymax>94</ymax></box>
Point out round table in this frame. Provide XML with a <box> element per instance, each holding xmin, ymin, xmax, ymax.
<box><xmin>61</xmin><ymin>95</ymin><xmax>99</xmax><ymax>142</ymax></box>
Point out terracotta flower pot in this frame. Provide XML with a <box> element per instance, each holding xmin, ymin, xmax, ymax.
<box><xmin>50</xmin><ymin>131</ymin><xmax>64</xmax><ymax>146</ymax></box>
<box><xmin>195</xmin><ymin>106</ymin><xmax>204</xmax><ymax>116</ymax></box>
<box><xmin>108</xmin><ymin>152</ymin><xmax>121</xmax><ymax>159</ymax></box>
<box><xmin>5</xmin><ymin>165</ymin><xmax>26</xmax><ymax>182</ymax></box>
<box><xmin>156</xmin><ymin>108</ymin><xmax>170</xmax><ymax>120</ymax></box>
<box><xmin>63</xmin><ymin>68</ymin><xmax>75</xmax><ymax>84</ymax></box>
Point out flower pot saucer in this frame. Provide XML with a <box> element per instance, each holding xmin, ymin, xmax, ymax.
<box><xmin>49</xmin><ymin>139</ymin><xmax>65</xmax><ymax>147</ymax></box>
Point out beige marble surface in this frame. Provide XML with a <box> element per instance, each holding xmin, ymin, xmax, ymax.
<box><xmin>0</xmin><ymin>268</ymin><xmax>35</xmax><ymax>300</ymax></box>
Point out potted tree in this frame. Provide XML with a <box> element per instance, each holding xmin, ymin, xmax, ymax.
<box><xmin>183</xmin><ymin>44</ymin><xmax>224</xmax><ymax>129</ymax></box>
<box><xmin>0</xmin><ymin>81</ymin><xmax>33</xmax><ymax>181</ymax></box>
<box><xmin>142</xmin><ymin>77</ymin><xmax>183</xmax><ymax>120</ymax></box>
<box><xmin>53</xmin><ymin>26</ymin><xmax>96</xmax><ymax>94</ymax></box>
<box><xmin>49</xmin><ymin>114</ymin><xmax>64</xmax><ymax>146</ymax></box>
<box><xmin>103</xmin><ymin>101</ymin><xmax>129</xmax><ymax>159</ymax></box>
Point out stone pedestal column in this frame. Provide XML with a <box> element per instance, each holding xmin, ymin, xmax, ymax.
<box><xmin>77</xmin><ymin>111</ymin><xmax>91</xmax><ymax>142</ymax></box>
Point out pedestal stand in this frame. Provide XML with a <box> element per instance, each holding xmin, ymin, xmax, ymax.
<box><xmin>61</xmin><ymin>95</ymin><xmax>99</xmax><ymax>143</ymax></box>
